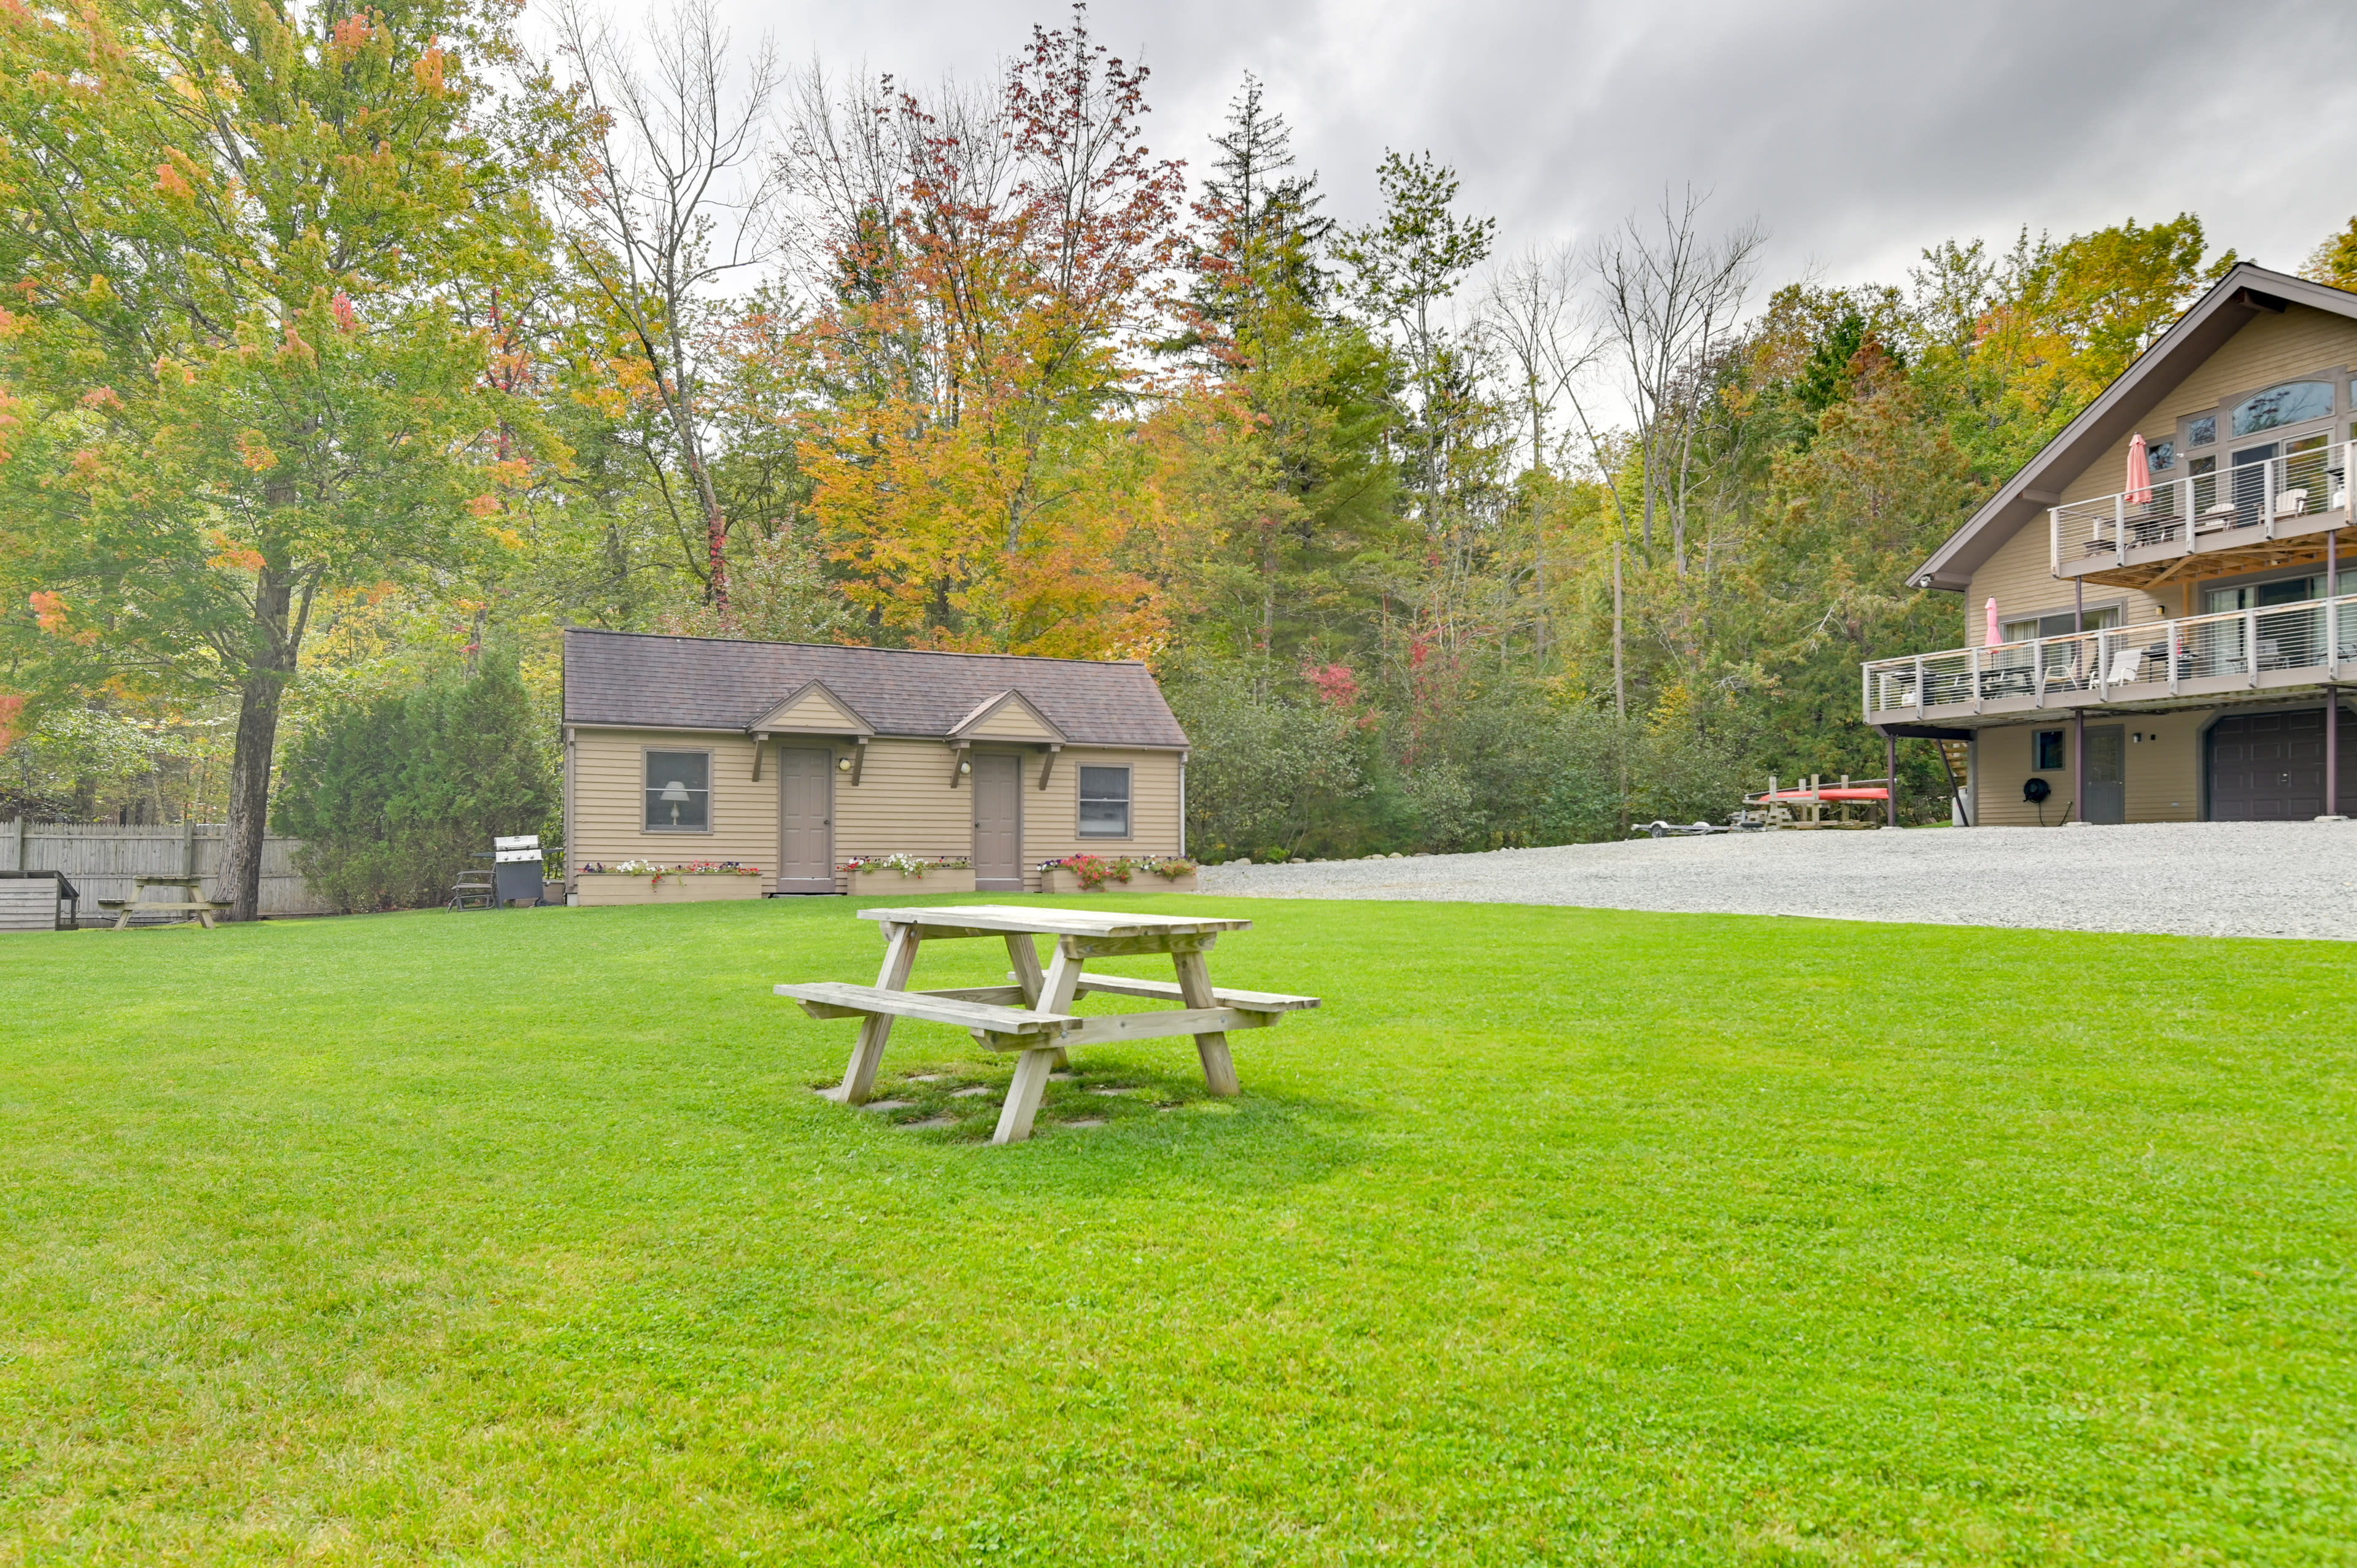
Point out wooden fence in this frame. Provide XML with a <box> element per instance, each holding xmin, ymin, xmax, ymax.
<box><xmin>0</xmin><ymin>819</ymin><xmax>335</xmax><ymax>924</ymax></box>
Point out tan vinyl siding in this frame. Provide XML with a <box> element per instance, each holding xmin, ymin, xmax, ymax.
<box><xmin>833</xmin><ymin>739</ymin><xmax>974</xmax><ymax>862</ymax></box>
<box><xmin>965</xmin><ymin>704</ymin><xmax>1061</xmax><ymax>741</ymax></box>
<box><xmin>571</xmin><ymin>728</ymin><xmax>780</xmax><ymax>889</ymax></box>
<box><xmin>1969</xmin><ymin>714</ymin><xmax>2205</xmax><ymax>826</ymax></box>
<box><xmin>766</xmin><ymin>687</ymin><xmax>862</xmax><ymax>730</ymax></box>
<box><xmin>1022</xmin><ymin>748</ymin><xmax>1182</xmax><ymax>865</ymax></box>
<box><xmin>1964</xmin><ymin>304</ymin><xmax>2357</xmax><ymax>641</ymax></box>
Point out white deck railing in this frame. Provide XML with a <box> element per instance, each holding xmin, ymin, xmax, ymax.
<box><xmin>1863</xmin><ymin>593</ymin><xmax>2357</xmax><ymax>719</ymax></box>
<box><xmin>2050</xmin><ymin>440</ymin><xmax>2351</xmax><ymax>570</ymax></box>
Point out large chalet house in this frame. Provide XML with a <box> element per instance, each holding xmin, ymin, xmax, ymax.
<box><xmin>1870</xmin><ymin>263</ymin><xmax>2357</xmax><ymax>825</ymax></box>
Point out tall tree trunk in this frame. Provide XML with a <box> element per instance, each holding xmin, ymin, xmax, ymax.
<box><xmin>221</xmin><ymin>571</ymin><xmax>296</xmax><ymax>922</ymax></box>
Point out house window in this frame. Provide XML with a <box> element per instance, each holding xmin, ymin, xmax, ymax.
<box><xmin>2146</xmin><ymin>438</ymin><xmax>2175</xmax><ymax>472</ymax></box>
<box><xmin>2187</xmin><ymin>415</ymin><xmax>2215</xmax><ymax>447</ymax></box>
<box><xmin>2003</xmin><ymin>608</ymin><xmax>2119</xmax><ymax>642</ymax></box>
<box><xmin>2034</xmin><ymin>730</ymin><xmax>2065</xmax><ymax>771</ymax></box>
<box><xmin>1077</xmin><ymin>765</ymin><xmax>1131</xmax><ymax>837</ymax></box>
<box><xmin>644</xmin><ymin>750</ymin><xmax>711</xmax><ymax>830</ymax></box>
<box><xmin>2230</xmin><ymin>380</ymin><xmax>2333</xmax><ymax>437</ymax></box>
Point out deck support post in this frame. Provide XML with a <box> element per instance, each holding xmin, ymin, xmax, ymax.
<box><xmin>1884</xmin><ymin>732</ymin><xmax>1898</xmax><ymax>827</ymax></box>
<box><xmin>2327</xmin><ymin>686</ymin><xmax>2341</xmax><ymax>819</ymax></box>
<box><xmin>2073</xmin><ymin>708</ymin><xmax>2086</xmax><ymax>824</ymax></box>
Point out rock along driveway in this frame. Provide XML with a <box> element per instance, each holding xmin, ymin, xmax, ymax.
<box><xmin>1198</xmin><ymin>821</ymin><xmax>2357</xmax><ymax>941</ymax></box>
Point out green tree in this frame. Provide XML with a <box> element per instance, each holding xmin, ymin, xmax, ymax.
<box><xmin>273</xmin><ymin>654</ymin><xmax>556</xmax><ymax>910</ymax></box>
<box><xmin>0</xmin><ymin>0</ymin><xmax>552</xmax><ymax>917</ymax></box>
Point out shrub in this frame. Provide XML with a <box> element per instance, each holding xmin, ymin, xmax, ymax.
<box><xmin>273</xmin><ymin>655</ymin><xmax>558</xmax><ymax>911</ymax></box>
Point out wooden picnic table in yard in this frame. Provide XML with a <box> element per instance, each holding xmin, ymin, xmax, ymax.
<box><xmin>775</xmin><ymin>905</ymin><xmax>1321</xmax><ymax>1145</ymax></box>
<box><xmin>98</xmin><ymin>875</ymin><xmax>230</xmax><ymax>930</ymax></box>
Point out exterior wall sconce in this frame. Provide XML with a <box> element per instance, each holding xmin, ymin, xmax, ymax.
<box><xmin>959</xmin><ymin>760</ymin><xmax>972</xmax><ymax>774</ymax></box>
<box><xmin>837</xmin><ymin>755</ymin><xmax>853</xmax><ymax>771</ymax></box>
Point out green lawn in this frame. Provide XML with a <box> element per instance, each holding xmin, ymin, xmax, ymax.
<box><xmin>1</xmin><ymin>896</ymin><xmax>2351</xmax><ymax>1565</ymax></box>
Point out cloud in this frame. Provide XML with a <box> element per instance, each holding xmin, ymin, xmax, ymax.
<box><xmin>719</xmin><ymin>0</ymin><xmax>2357</xmax><ymax>287</ymax></box>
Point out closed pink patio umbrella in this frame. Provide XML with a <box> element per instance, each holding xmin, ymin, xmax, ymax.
<box><xmin>1986</xmin><ymin>597</ymin><xmax>2002</xmax><ymax>646</ymax></box>
<box><xmin>2126</xmin><ymin>432</ymin><xmax>2152</xmax><ymax>504</ymax></box>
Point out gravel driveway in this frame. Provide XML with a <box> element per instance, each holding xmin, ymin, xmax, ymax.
<box><xmin>1198</xmin><ymin>821</ymin><xmax>2357</xmax><ymax>940</ymax></box>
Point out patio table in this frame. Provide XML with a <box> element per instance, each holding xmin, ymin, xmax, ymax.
<box><xmin>775</xmin><ymin>904</ymin><xmax>1320</xmax><ymax>1144</ymax></box>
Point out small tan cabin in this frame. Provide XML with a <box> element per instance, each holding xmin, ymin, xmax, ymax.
<box><xmin>562</xmin><ymin>630</ymin><xmax>1190</xmax><ymax>896</ymax></box>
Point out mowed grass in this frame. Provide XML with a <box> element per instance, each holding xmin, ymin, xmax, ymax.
<box><xmin>1</xmin><ymin>895</ymin><xmax>2353</xmax><ymax>1566</ymax></box>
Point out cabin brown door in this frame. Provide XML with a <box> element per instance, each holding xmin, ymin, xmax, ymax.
<box><xmin>972</xmin><ymin>753</ymin><xmax>1023</xmax><ymax>891</ymax></box>
<box><xmin>775</xmin><ymin>746</ymin><xmax>835</xmax><ymax>893</ymax></box>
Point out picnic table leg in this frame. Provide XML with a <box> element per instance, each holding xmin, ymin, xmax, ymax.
<box><xmin>1005</xmin><ymin>933</ymin><xmax>1069</xmax><ymax>1072</ymax></box>
<box><xmin>991</xmin><ymin>1046</ymin><xmax>1059</xmax><ymax>1144</ymax></box>
<box><xmin>112</xmin><ymin>906</ymin><xmax>131</xmax><ymax>932</ymax></box>
<box><xmin>837</xmin><ymin>922</ymin><xmax>919</xmax><ymax>1105</ymax></box>
<box><xmin>1172</xmin><ymin>949</ymin><xmax>1240</xmax><ymax>1097</ymax></box>
<box><xmin>196</xmin><ymin>905</ymin><xmax>216</xmax><ymax>930</ymax></box>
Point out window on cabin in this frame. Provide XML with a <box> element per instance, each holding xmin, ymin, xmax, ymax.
<box><xmin>2146</xmin><ymin>438</ymin><xmax>2175</xmax><ymax>471</ymax></box>
<box><xmin>2230</xmin><ymin>380</ymin><xmax>2333</xmax><ymax>437</ymax></box>
<box><xmin>2034</xmin><ymin>731</ymin><xmax>2065</xmax><ymax>771</ymax></box>
<box><xmin>644</xmin><ymin>750</ymin><xmax>711</xmax><ymax>831</ymax></box>
<box><xmin>1077</xmin><ymin>766</ymin><xmax>1131</xmax><ymax>837</ymax></box>
<box><xmin>2187</xmin><ymin>415</ymin><xmax>2215</xmax><ymax>447</ymax></box>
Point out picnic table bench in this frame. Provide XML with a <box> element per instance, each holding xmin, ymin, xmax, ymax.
<box><xmin>98</xmin><ymin>875</ymin><xmax>230</xmax><ymax>930</ymax></box>
<box><xmin>775</xmin><ymin>904</ymin><xmax>1320</xmax><ymax>1144</ymax></box>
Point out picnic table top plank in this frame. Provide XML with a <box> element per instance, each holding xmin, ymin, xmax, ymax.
<box><xmin>857</xmin><ymin>903</ymin><xmax>1252</xmax><ymax>939</ymax></box>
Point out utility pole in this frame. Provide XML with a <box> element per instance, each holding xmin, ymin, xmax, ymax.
<box><xmin>1612</xmin><ymin>541</ymin><xmax>1626</xmax><ymax>719</ymax></box>
<box><xmin>1614</xmin><ymin>541</ymin><xmax>1628</xmax><ymax>835</ymax></box>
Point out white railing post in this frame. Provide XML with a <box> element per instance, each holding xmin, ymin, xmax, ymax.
<box><xmin>2263</xmin><ymin>459</ymin><xmax>2277</xmax><ymax>539</ymax></box>
<box><xmin>1913</xmin><ymin>655</ymin><xmax>1925</xmax><ymax>720</ymax></box>
<box><xmin>2168</xmin><ymin>619</ymin><xmax>2180</xmax><ymax>695</ymax></box>
<box><xmin>2245</xmin><ymin>607</ymin><xmax>2259</xmax><ymax>684</ymax></box>
<box><xmin>2115</xmin><ymin>493</ymin><xmax>2127</xmax><ymax>565</ymax></box>
<box><xmin>2049</xmin><ymin>508</ymin><xmax>2061</xmax><ymax>577</ymax></box>
<box><xmin>1970</xmin><ymin>644</ymin><xmax>1983</xmax><ymax>714</ymax></box>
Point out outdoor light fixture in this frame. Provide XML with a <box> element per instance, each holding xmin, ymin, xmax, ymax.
<box><xmin>959</xmin><ymin>760</ymin><xmax>972</xmax><ymax>774</ymax></box>
<box><xmin>660</xmin><ymin>779</ymin><xmax>691</xmax><ymax>826</ymax></box>
<box><xmin>837</xmin><ymin>756</ymin><xmax>853</xmax><ymax>772</ymax></box>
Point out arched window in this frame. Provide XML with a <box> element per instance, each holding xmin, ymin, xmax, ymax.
<box><xmin>2229</xmin><ymin>380</ymin><xmax>2334</xmax><ymax>437</ymax></box>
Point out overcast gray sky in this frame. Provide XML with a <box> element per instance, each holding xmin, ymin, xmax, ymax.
<box><xmin>716</xmin><ymin>0</ymin><xmax>2357</xmax><ymax>292</ymax></box>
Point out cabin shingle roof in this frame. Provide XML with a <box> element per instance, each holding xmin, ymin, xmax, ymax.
<box><xmin>562</xmin><ymin>629</ymin><xmax>1188</xmax><ymax>749</ymax></box>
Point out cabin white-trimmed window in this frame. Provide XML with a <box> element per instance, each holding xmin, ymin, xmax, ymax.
<box><xmin>1077</xmin><ymin>765</ymin><xmax>1131</xmax><ymax>838</ymax></box>
<box><xmin>2033</xmin><ymin>730</ymin><xmax>2066</xmax><ymax>771</ymax></box>
<box><xmin>644</xmin><ymin>749</ymin><xmax>712</xmax><ymax>832</ymax></box>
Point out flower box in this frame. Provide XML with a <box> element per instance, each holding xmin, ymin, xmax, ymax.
<box><xmin>847</xmin><ymin>868</ymin><xmax>978</xmax><ymax>896</ymax></box>
<box><xmin>1037</xmin><ymin>865</ymin><xmax>1198</xmax><ymax>895</ymax></box>
<box><xmin>574</xmin><ymin>872</ymin><xmax>767</xmax><ymax>906</ymax></box>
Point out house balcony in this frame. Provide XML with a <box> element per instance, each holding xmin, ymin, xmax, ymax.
<box><xmin>1862</xmin><ymin>593</ymin><xmax>2357</xmax><ymax>728</ymax></box>
<box><xmin>2049</xmin><ymin>439</ymin><xmax>2352</xmax><ymax>590</ymax></box>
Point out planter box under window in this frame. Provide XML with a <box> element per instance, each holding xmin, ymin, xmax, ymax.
<box><xmin>846</xmin><ymin>868</ymin><xmax>977</xmax><ymax>897</ymax></box>
<box><xmin>574</xmin><ymin>873</ymin><xmax>767</xmax><ymax>906</ymax></box>
<box><xmin>1039</xmin><ymin>866</ymin><xmax>1198</xmax><ymax>895</ymax></box>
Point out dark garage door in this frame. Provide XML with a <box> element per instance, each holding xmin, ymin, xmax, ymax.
<box><xmin>2208</xmin><ymin>708</ymin><xmax>2356</xmax><ymax>819</ymax></box>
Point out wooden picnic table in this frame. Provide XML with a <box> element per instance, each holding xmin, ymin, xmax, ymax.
<box><xmin>775</xmin><ymin>905</ymin><xmax>1320</xmax><ymax>1145</ymax></box>
<box><xmin>99</xmin><ymin>875</ymin><xmax>228</xmax><ymax>930</ymax></box>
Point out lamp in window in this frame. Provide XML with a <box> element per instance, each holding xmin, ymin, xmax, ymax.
<box><xmin>659</xmin><ymin>779</ymin><xmax>691</xmax><ymax>827</ymax></box>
